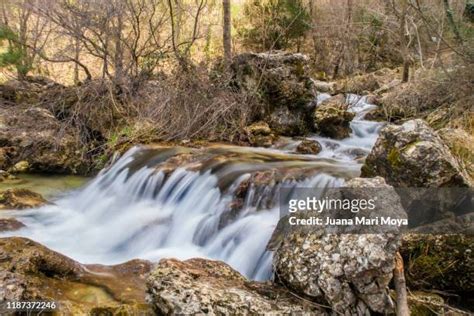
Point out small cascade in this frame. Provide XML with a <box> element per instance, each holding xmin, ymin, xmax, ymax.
<box><xmin>1</xmin><ymin>94</ymin><xmax>383</xmax><ymax>281</ymax></box>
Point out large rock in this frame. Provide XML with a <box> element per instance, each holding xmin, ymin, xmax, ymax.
<box><xmin>313</xmin><ymin>94</ymin><xmax>355</xmax><ymax>139</ymax></box>
<box><xmin>269</xmin><ymin>177</ymin><xmax>404</xmax><ymax>315</ymax></box>
<box><xmin>0</xmin><ymin>105</ymin><xmax>88</xmax><ymax>174</ymax></box>
<box><xmin>0</xmin><ymin>189</ymin><xmax>47</xmax><ymax>210</ymax></box>
<box><xmin>361</xmin><ymin>119</ymin><xmax>471</xmax><ymax>187</ymax></box>
<box><xmin>146</xmin><ymin>258</ymin><xmax>325</xmax><ymax>315</ymax></box>
<box><xmin>0</xmin><ymin>237</ymin><xmax>154</xmax><ymax>314</ymax></box>
<box><xmin>232</xmin><ymin>52</ymin><xmax>316</xmax><ymax>136</ymax></box>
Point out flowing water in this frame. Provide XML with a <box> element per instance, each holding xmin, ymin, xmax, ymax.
<box><xmin>0</xmin><ymin>94</ymin><xmax>383</xmax><ymax>281</ymax></box>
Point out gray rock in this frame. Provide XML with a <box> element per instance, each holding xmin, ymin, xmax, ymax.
<box><xmin>361</xmin><ymin>119</ymin><xmax>471</xmax><ymax>187</ymax></box>
<box><xmin>146</xmin><ymin>258</ymin><xmax>325</xmax><ymax>315</ymax></box>
<box><xmin>270</xmin><ymin>177</ymin><xmax>404</xmax><ymax>315</ymax></box>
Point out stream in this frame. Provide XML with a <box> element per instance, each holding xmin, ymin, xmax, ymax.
<box><xmin>0</xmin><ymin>94</ymin><xmax>383</xmax><ymax>281</ymax></box>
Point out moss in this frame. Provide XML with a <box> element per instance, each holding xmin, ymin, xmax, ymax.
<box><xmin>401</xmin><ymin>234</ymin><xmax>474</xmax><ymax>295</ymax></box>
<box><xmin>387</xmin><ymin>148</ymin><xmax>402</xmax><ymax>167</ymax></box>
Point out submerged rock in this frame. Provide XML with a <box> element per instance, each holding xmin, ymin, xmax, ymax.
<box><xmin>0</xmin><ymin>189</ymin><xmax>48</xmax><ymax>210</ymax></box>
<box><xmin>269</xmin><ymin>177</ymin><xmax>404</xmax><ymax>315</ymax></box>
<box><xmin>362</xmin><ymin>119</ymin><xmax>471</xmax><ymax>187</ymax></box>
<box><xmin>0</xmin><ymin>218</ymin><xmax>25</xmax><ymax>232</ymax></box>
<box><xmin>146</xmin><ymin>258</ymin><xmax>325</xmax><ymax>315</ymax></box>
<box><xmin>244</xmin><ymin>121</ymin><xmax>275</xmax><ymax>147</ymax></box>
<box><xmin>313</xmin><ymin>94</ymin><xmax>355</xmax><ymax>139</ymax></box>
<box><xmin>296</xmin><ymin>139</ymin><xmax>322</xmax><ymax>155</ymax></box>
<box><xmin>0</xmin><ymin>237</ymin><xmax>154</xmax><ymax>314</ymax></box>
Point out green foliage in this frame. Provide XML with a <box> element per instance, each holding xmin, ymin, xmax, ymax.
<box><xmin>0</xmin><ymin>25</ymin><xmax>31</xmax><ymax>77</ymax></box>
<box><xmin>238</xmin><ymin>0</ymin><xmax>310</xmax><ymax>51</ymax></box>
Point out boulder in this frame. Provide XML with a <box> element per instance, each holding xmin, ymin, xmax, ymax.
<box><xmin>146</xmin><ymin>258</ymin><xmax>325</xmax><ymax>315</ymax></box>
<box><xmin>232</xmin><ymin>52</ymin><xmax>316</xmax><ymax>136</ymax></box>
<box><xmin>296</xmin><ymin>139</ymin><xmax>322</xmax><ymax>155</ymax></box>
<box><xmin>269</xmin><ymin>177</ymin><xmax>404</xmax><ymax>315</ymax></box>
<box><xmin>400</xmin><ymin>233</ymin><xmax>473</xmax><ymax>303</ymax></box>
<box><xmin>361</xmin><ymin>119</ymin><xmax>471</xmax><ymax>187</ymax></box>
<box><xmin>0</xmin><ymin>237</ymin><xmax>154</xmax><ymax>314</ymax></box>
<box><xmin>0</xmin><ymin>189</ymin><xmax>48</xmax><ymax>210</ymax></box>
<box><xmin>0</xmin><ymin>106</ymin><xmax>88</xmax><ymax>174</ymax></box>
<box><xmin>313</xmin><ymin>94</ymin><xmax>355</xmax><ymax>139</ymax></box>
<box><xmin>243</xmin><ymin>121</ymin><xmax>275</xmax><ymax>147</ymax></box>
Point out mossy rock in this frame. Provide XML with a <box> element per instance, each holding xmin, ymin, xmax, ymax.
<box><xmin>400</xmin><ymin>234</ymin><xmax>473</xmax><ymax>300</ymax></box>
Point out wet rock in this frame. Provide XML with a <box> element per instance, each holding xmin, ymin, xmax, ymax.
<box><xmin>296</xmin><ymin>139</ymin><xmax>322</xmax><ymax>155</ymax></box>
<box><xmin>400</xmin><ymin>234</ymin><xmax>473</xmax><ymax>301</ymax></box>
<box><xmin>232</xmin><ymin>52</ymin><xmax>316</xmax><ymax>136</ymax></box>
<box><xmin>0</xmin><ymin>218</ymin><xmax>25</xmax><ymax>232</ymax></box>
<box><xmin>0</xmin><ymin>237</ymin><xmax>154</xmax><ymax>314</ymax></box>
<box><xmin>269</xmin><ymin>177</ymin><xmax>404</xmax><ymax>315</ymax></box>
<box><xmin>0</xmin><ymin>189</ymin><xmax>48</xmax><ymax>210</ymax></box>
<box><xmin>361</xmin><ymin>119</ymin><xmax>471</xmax><ymax>187</ymax></box>
<box><xmin>146</xmin><ymin>258</ymin><xmax>325</xmax><ymax>315</ymax></box>
<box><xmin>0</xmin><ymin>106</ymin><xmax>88</xmax><ymax>174</ymax></box>
<box><xmin>244</xmin><ymin>121</ymin><xmax>275</xmax><ymax>147</ymax></box>
<box><xmin>313</xmin><ymin>94</ymin><xmax>355</xmax><ymax>139</ymax></box>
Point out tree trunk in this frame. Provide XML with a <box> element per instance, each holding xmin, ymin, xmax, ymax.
<box><xmin>443</xmin><ymin>0</ymin><xmax>463</xmax><ymax>44</ymax></box>
<box><xmin>222</xmin><ymin>0</ymin><xmax>232</xmax><ymax>67</ymax></box>
<box><xmin>400</xmin><ymin>0</ymin><xmax>410</xmax><ymax>82</ymax></box>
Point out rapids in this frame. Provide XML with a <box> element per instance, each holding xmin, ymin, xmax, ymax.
<box><xmin>0</xmin><ymin>94</ymin><xmax>383</xmax><ymax>281</ymax></box>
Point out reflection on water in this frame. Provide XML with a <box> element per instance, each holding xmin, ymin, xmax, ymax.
<box><xmin>0</xmin><ymin>174</ymin><xmax>90</xmax><ymax>199</ymax></box>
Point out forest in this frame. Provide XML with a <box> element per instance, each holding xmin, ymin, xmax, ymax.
<box><xmin>0</xmin><ymin>0</ymin><xmax>473</xmax><ymax>315</ymax></box>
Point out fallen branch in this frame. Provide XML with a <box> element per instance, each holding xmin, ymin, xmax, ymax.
<box><xmin>394</xmin><ymin>251</ymin><xmax>409</xmax><ymax>316</ymax></box>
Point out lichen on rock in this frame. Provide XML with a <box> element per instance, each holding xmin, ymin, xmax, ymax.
<box><xmin>146</xmin><ymin>257</ymin><xmax>326</xmax><ymax>315</ymax></box>
<box><xmin>361</xmin><ymin>119</ymin><xmax>471</xmax><ymax>187</ymax></box>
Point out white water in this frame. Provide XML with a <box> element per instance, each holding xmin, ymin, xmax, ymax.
<box><xmin>0</xmin><ymin>94</ymin><xmax>383</xmax><ymax>281</ymax></box>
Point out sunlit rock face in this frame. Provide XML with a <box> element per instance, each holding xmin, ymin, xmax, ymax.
<box><xmin>146</xmin><ymin>258</ymin><xmax>326</xmax><ymax>315</ymax></box>
<box><xmin>361</xmin><ymin>119</ymin><xmax>471</xmax><ymax>187</ymax></box>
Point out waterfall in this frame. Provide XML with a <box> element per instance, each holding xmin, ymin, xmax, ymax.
<box><xmin>1</xmin><ymin>94</ymin><xmax>382</xmax><ymax>281</ymax></box>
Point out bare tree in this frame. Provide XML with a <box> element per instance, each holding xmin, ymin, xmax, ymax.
<box><xmin>223</xmin><ymin>0</ymin><xmax>232</xmax><ymax>66</ymax></box>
